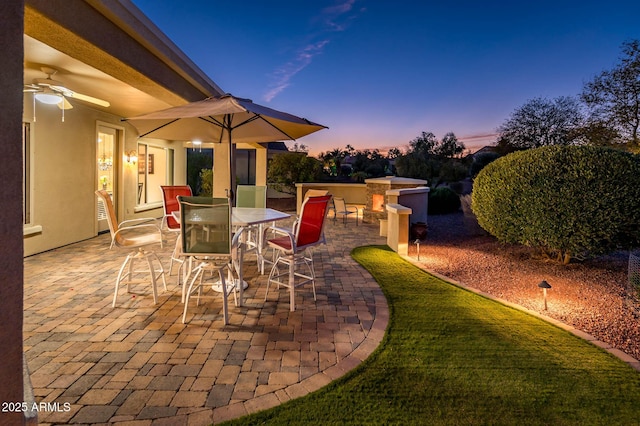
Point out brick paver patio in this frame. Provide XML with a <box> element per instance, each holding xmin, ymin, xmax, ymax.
<box><xmin>23</xmin><ymin>216</ymin><xmax>388</xmax><ymax>425</ymax></box>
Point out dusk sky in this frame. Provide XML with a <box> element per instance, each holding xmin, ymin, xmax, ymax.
<box><xmin>132</xmin><ymin>0</ymin><xmax>640</xmax><ymax>156</ymax></box>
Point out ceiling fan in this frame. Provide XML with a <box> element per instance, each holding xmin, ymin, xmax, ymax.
<box><xmin>24</xmin><ymin>66</ymin><xmax>111</xmax><ymax>110</ymax></box>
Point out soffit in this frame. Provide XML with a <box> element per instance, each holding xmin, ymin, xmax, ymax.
<box><xmin>24</xmin><ymin>1</ymin><xmax>224</xmax><ymax>118</ymax></box>
<box><xmin>24</xmin><ymin>35</ymin><xmax>172</xmax><ymax>117</ymax></box>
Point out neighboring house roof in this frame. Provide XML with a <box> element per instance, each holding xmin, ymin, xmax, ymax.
<box><xmin>24</xmin><ymin>0</ymin><xmax>224</xmax><ymax>118</ymax></box>
<box><xmin>472</xmin><ymin>145</ymin><xmax>498</xmax><ymax>155</ymax></box>
<box><xmin>263</xmin><ymin>142</ymin><xmax>290</xmax><ymax>152</ymax></box>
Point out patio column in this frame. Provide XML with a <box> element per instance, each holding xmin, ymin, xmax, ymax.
<box><xmin>385</xmin><ymin>203</ymin><xmax>412</xmax><ymax>256</ymax></box>
<box><xmin>255</xmin><ymin>145</ymin><xmax>267</xmax><ymax>187</ymax></box>
<box><xmin>0</xmin><ymin>1</ymin><xmax>27</xmax><ymax>425</ymax></box>
<box><xmin>213</xmin><ymin>142</ymin><xmax>231</xmax><ymax>198</ymax></box>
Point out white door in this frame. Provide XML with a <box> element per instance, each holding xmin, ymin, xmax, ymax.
<box><xmin>97</xmin><ymin>126</ymin><xmax>117</xmax><ymax>233</ymax></box>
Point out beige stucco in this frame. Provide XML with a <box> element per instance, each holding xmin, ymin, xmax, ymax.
<box><xmin>21</xmin><ymin>0</ymin><xmax>226</xmax><ymax>256</ymax></box>
<box><xmin>256</xmin><ymin>147</ymin><xmax>267</xmax><ymax>186</ymax></box>
<box><xmin>22</xmin><ymin>95</ymin><xmax>189</xmax><ymax>257</ymax></box>
<box><xmin>212</xmin><ymin>142</ymin><xmax>233</xmax><ymax>198</ymax></box>
<box><xmin>385</xmin><ymin>203</ymin><xmax>412</xmax><ymax>256</ymax></box>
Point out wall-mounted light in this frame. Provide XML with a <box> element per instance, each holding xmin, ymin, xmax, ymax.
<box><xmin>191</xmin><ymin>140</ymin><xmax>202</xmax><ymax>152</ymax></box>
<box><xmin>125</xmin><ymin>150</ymin><xmax>138</xmax><ymax>165</ymax></box>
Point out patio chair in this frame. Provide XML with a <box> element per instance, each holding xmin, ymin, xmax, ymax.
<box><xmin>161</xmin><ymin>185</ymin><xmax>193</xmax><ymax>231</ymax></box>
<box><xmin>266</xmin><ymin>188</ymin><xmax>331</xmax><ymax>274</ymax></box>
<box><xmin>264</xmin><ymin>194</ymin><xmax>332</xmax><ymax>311</ymax></box>
<box><xmin>160</xmin><ymin>185</ymin><xmax>193</xmax><ymax>281</ymax></box>
<box><xmin>304</xmin><ymin>189</ymin><xmax>329</xmax><ymax>198</ymax></box>
<box><xmin>235</xmin><ymin>185</ymin><xmax>267</xmax><ymax>209</ymax></box>
<box><xmin>235</xmin><ymin>185</ymin><xmax>267</xmax><ymax>248</ymax></box>
<box><xmin>235</xmin><ymin>184</ymin><xmax>272</xmax><ymax>272</ymax></box>
<box><xmin>95</xmin><ymin>190</ymin><xmax>167</xmax><ymax>307</ymax></box>
<box><xmin>333</xmin><ymin>197</ymin><xmax>359</xmax><ymax>226</ymax></box>
<box><xmin>177</xmin><ymin>195</ymin><xmax>242</xmax><ymax>324</ymax></box>
<box><xmin>303</xmin><ymin>189</ymin><xmax>333</xmax><ymax>218</ymax></box>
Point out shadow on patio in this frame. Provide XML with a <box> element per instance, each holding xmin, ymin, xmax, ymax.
<box><xmin>23</xmin><ymin>217</ymin><xmax>388</xmax><ymax>425</ymax></box>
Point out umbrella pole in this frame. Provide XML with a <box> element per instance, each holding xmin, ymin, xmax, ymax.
<box><xmin>226</xmin><ymin>115</ymin><xmax>236</xmax><ymax>204</ymax></box>
<box><xmin>224</xmin><ymin>115</ymin><xmax>243</xmax><ymax>306</ymax></box>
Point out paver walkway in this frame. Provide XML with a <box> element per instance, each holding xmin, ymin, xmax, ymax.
<box><xmin>23</xmin><ymin>217</ymin><xmax>388</xmax><ymax>425</ymax></box>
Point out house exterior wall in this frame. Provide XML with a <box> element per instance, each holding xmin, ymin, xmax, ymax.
<box><xmin>23</xmin><ymin>96</ymin><xmax>187</xmax><ymax>256</ymax></box>
<box><xmin>127</xmin><ymin>136</ymin><xmax>188</xmax><ymax>217</ymax></box>
<box><xmin>22</xmin><ymin>0</ymin><xmax>219</xmax><ymax>256</ymax></box>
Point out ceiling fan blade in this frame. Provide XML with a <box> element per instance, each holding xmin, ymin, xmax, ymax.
<box><xmin>64</xmin><ymin>90</ymin><xmax>110</xmax><ymax>108</ymax></box>
<box><xmin>58</xmin><ymin>97</ymin><xmax>73</xmax><ymax>110</ymax></box>
<box><xmin>30</xmin><ymin>67</ymin><xmax>110</xmax><ymax>108</ymax></box>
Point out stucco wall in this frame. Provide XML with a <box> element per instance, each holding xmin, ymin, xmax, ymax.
<box><xmin>23</xmin><ymin>95</ymin><xmax>187</xmax><ymax>256</ymax></box>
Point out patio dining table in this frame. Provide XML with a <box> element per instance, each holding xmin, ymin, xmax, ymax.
<box><xmin>173</xmin><ymin>207</ymin><xmax>291</xmax><ymax>306</ymax></box>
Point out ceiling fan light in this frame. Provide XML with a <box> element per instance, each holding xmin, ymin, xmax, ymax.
<box><xmin>35</xmin><ymin>92</ymin><xmax>63</xmax><ymax>105</ymax></box>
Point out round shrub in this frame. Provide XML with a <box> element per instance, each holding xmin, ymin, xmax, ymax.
<box><xmin>472</xmin><ymin>146</ymin><xmax>640</xmax><ymax>262</ymax></box>
<box><xmin>428</xmin><ymin>186</ymin><xmax>461</xmax><ymax>215</ymax></box>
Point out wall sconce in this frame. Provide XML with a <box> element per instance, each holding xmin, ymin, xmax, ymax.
<box><xmin>125</xmin><ymin>151</ymin><xmax>138</xmax><ymax>165</ymax></box>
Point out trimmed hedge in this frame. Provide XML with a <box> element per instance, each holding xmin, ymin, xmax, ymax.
<box><xmin>472</xmin><ymin>146</ymin><xmax>640</xmax><ymax>263</ymax></box>
<box><xmin>428</xmin><ymin>186</ymin><xmax>461</xmax><ymax>215</ymax></box>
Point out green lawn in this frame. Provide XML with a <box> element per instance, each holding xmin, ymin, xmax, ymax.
<box><xmin>222</xmin><ymin>245</ymin><xmax>640</xmax><ymax>425</ymax></box>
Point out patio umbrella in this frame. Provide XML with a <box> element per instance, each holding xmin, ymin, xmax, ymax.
<box><xmin>124</xmin><ymin>93</ymin><xmax>327</xmax><ymax>200</ymax></box>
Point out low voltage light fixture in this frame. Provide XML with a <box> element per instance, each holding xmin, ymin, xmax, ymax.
<box><xmin>538</xmin><ymin>280</ymin><xmax>552</xmax><ymax>310</ymax></box>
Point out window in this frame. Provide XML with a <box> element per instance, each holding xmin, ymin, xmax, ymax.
<box><xmin>236</xmin><ymin>149</ymin><xmax>256</xmax><ymax>185</ymax></box>
<box><xmin>137</xmin><ymin>142</ymin><xmax>174</xmax><ymax>205</ymax></box>
<box><xmin>23</xmin><ymin>122</ymin><xmax>31</xmax><ymax>225</ymax></box>
<box><xmin>23</xmin><ymin>122</ymin><xmax>42</xmax><ymax>235</ymax></box>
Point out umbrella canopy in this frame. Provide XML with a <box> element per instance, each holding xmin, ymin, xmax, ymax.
<box><xmin>124</xmin><ymin>94</ymin><xmax>326</xmax><ymax>200</ymax></box>
<box><xmin>125</xmin><ymin>94</ymin><xmax>326</xmax><ymax>143</ymax></box>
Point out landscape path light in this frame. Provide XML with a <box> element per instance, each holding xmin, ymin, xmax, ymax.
<box><xmin>414</xmin><ymin>239</ymin><xmax>421</xmax><ymax>261</ymax></box>
<box><xmin>538</xmin><ymin>280</ymin><xmax>552</xmax><ymax>310</ymax></box>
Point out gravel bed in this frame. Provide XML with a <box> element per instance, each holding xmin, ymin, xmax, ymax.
<box><xmin>408</xmin><ymin>211</ymin><xmax>640</xmax><ymax>361</ymax></box>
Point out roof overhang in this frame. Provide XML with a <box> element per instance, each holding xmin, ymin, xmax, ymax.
<box><xmin>24</xmin><ymin>0</ymin><xmax>224</xmax><ymax>117</ymax></box>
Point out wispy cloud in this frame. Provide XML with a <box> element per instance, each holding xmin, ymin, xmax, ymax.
<box><xmin>321</xmin><ymin>0</ymin><xmax>357</xmax><ymax>31</ymax></box>
<box><xmin>263</xmin><ymin>1</ymin><xmax>364</xmax><ymax>102</ymax></box>
<box><xmin>263</xmin><ymin>40</ymin><xmax>330</xmax><ymax>102</ymax></box>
